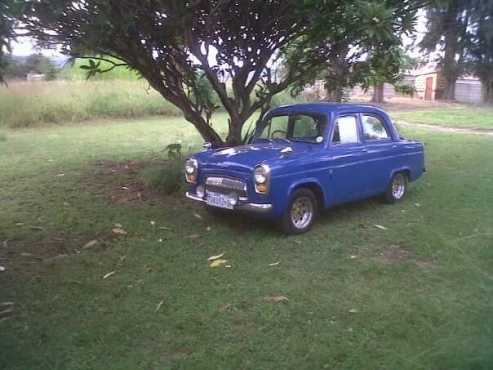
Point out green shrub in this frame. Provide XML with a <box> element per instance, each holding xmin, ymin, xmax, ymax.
<box><xmin>395</xmin><ymin>83</ymin><xmax>416</xmax><ymax>97</ymax></box>
<box><xmin>0</xmin><ymin>131</ymin><xmax>6</xmax><ymax>142</ymax></box>
<box><xmin>141</xmin><ymin>160</ymin><xmax>184</xmax><ymax>195</ymax></box>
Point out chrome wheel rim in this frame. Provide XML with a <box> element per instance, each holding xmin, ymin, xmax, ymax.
<box><xmin>290</xmin><ymin>196</ymin><xmax>314</xmax><ymax>229</ymax></box>
<box><xmin>392</xmin><ymin>174</ymin><xmax>406</xmax><ymax>199</ymax></box>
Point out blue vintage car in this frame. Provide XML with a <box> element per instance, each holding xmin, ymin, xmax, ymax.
<box><xmin>185</xmin><ymin>103</ymin><xmax>425</xmax><ymax>234</ymax></box>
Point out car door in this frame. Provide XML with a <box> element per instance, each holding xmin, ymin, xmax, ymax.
<box><xmin>359</xmin><ymin>113</ymin><xmax>397</xmax><ymax>195</ymax></box>
<box><xmin>326</xmin><ymin>114</ymin><xmax>371</xmax><ymax>205</ymax></box>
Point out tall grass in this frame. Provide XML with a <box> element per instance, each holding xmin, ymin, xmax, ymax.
<box><xmin>0</xmin><ymin>78</ymin><xmax>307</xmax><ymax>129</ymax></box>
<box><xmin>0</xmin><ymin>80</ymin><xmax>180</xmax><ymax>128</ymax></box>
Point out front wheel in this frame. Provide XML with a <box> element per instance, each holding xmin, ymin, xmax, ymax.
<box><xmin>280</xmin><ymin>188</ymin><xmax>318</xmax><ymax>235</ymax></box>
<box><xmin>384</xmin><ymin>172</ymin><xmax>408</xmax><ymax>203</ymax></box>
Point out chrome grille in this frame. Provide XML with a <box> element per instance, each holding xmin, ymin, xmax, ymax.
<box><xmin>205</xmin><ymin>177</ymin><xmax>247</xmax><ymax>196</ymax></box>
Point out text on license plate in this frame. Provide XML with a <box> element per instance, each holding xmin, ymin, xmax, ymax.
<box><xmin>206</xmin><ymin>192</ymin><xmax>234</xmax><ymax>210</ymax></box>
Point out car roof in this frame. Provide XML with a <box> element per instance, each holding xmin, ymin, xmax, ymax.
<box><xmin>269</xmin><ymin>103</ymin><xmax>389</xmax><ymax>116</ymax></box>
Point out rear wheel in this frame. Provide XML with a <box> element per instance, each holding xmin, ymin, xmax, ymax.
<box><xmin>384</xmin><ymin>172</ymin><xmax>408</xmax><ymax>203</ymax></box>
<box><xmin>280</xmin><ymin>188</ymin><xmax>318</xmax><ymax>234</ymax></box>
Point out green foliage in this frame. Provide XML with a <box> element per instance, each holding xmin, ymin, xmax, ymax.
<box><xmin>0</xmin><ymin>0</ymin><xmax>19</xmax><ymax>82</ymax></box>
<box><xmin>19</xmin><ymin>0</ymin><xmax>429</xmax><ymax>144</ymax></box>
<box><xmin>164</xmin><ymin>143</ymin><xmax>182</xmax><ymax>160</ymax></box>
<box><xmin>419</xmin><ymin>0</ymin><xmax>493</xmax><ymax>102</ymax></box>
<box><xmin>420</xmin><ymin>0</ymin><xmax>475</xmax><ymax>98</ymax></box>
<box><xmin>469</xmin><ymin>0</ymin><xmax>493</xmax><ymax>103</ymax></box>
<box><xmin>141</xmin><ymin>160</ymin><xmax>184</xmax><ymax>195</ymax></box>
<box><xmin>1</xmin><ymin>53</ymin><xmax>60</xmax><ymax>80</ymax></box>
<box><xmin>394</xmin><ymin>83</ymin><xmax>416</xmax><ymax>96</ymax></box>
<box><xmin>60</xmin><ymin>58</ymin><xmax>139</xmax><ymax>81</ymax></box>
<box><xmin>21</xmin><ymin>0</ymin><xmax>312</xmax><ymax>145</ymax></box>
<box><xmin>0</xmin><ymin>130</ymin><xmax>6</xmax><ymax>142</ymax></box>
<box><xmin>271</xmin><ymin>89</ymin><xmax>308</xmax><ymax>107</ymax></box>
<box><xmin>288</xmin><ymin>0</ymin><xmax>423</xmax><ymax>102</ymax></box>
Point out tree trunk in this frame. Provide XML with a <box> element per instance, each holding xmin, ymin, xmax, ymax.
<box><xmin>441</xmin><ymin>1</ymin><xmax>460</xmax><ymax>101</ymax></box>
<box><xmin>442</xmin><ymin>77</ymin><xmax>456</xmax><ymax>100</ymax></box>
<box><xmin>482</xmin><ymin>78</ymin><xmax>493</xmax><ymax>104</ymax></box>
<box><xmin>182</xmin><ymin>109</ymin><xmax>224</xmax><ymax>147</ymax></box>
<box><xmin>371</xmin><ymin>83</ymin><xmax>385</xmax><ymax>104</ymax></box>
<box><xmin>226</xmin><ymin>116</ymin><xmax>245</xmax><ymax>147</ymax></box>
<box><xmin>326</xmin><ymin>87</ymin><xmax>345</xmax><ymax>102</ymax></box>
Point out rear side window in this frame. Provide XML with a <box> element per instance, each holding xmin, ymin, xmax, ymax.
<box><xmin>362</xmin><ymin>115</ymin><xmax>390</xmax><ymax>141</ymax></box>
<box><xmin>332</xmin><ymin>116</ymin><xmax>359</xmax><ymax>145</ymax></box>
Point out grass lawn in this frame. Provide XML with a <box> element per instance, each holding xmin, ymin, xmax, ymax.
<box><xmin>390</xmin><ymin>104</ymin><xmax>493</xmax><ymax>130</ymax></box>
<box><xmin>1</xmin><ymin>115</ymin><xmax>493</xmax><ymax>370</ymax></box>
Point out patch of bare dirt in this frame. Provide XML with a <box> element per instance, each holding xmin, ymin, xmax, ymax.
<box><xmin>0</xmin><ymin>230</ymin><xmax>126</xmax><ymax>278</ymax></box>
<box><xmin>374</xmin><ymin>245</ymin><xmax>435</xmax><ymax>268</ymax></box>
<box><xmin>375</xmin><ymin>245</ymin><xmax>413</xmax><ymax>265</ymax></box>
<box><xmin>85</xmin><ymin>159</ymin><xmax>167</xmax><ymax>205</ymax></box>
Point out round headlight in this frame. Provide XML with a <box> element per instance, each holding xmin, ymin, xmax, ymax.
<box><xmin>254</xmin><ymin>165</ymin><xmax>269</xmax><ymax>184</ymax></box>
<box><xmin>185</xmin><ymin>164</ymin><xmax>195</xmax><ymax>175</ymax></box>
<box><xmin>185</xmin><ymin>159</ymin><xmax>197</xmax><ymax>174</ymax></box>
<box><xmin>185</xmin><ymin>159</ymin><xmax>198</xmax><ymax>184</ymax></box>
<box><xmin>255</xmin><ymin>172</ymin><xmax>267</xmax><ymax>184</ymax></box>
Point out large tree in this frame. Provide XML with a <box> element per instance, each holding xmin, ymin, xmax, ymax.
<box><xmin>17</xmin><ymin>1</ymin><xmax>428</xmax><ymax>144</ymax></box>
<box><xmin>21</xmin><ymin>0</ymin><xmax>322</xmax><ymax>146</ymax></box>
<box><xmin>420</xmin><ymin>0</ymin><xmax>473</xmax><ymax>100</ymax></box>
<box><xmin>469</xmin><ymin>0</ymin><xmax>493</xmax><ymax>103</ymax></box>
<box><xmin>286</xmin><ymin>0</ymin><xmax>423</xmax><ymax>104</ymax></box>
<box><xmin>0</xmin><ymin>0</ymin><xmax>20</xmax><ymax>82</ymax></box>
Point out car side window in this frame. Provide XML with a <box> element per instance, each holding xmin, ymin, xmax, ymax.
<box><xmin>332</xmin><ymin>115</ymin><xmax>359</xmax><ymax>145</ymax></box>
<box><xmin>292</xmin><ymin>114</ymin><xmax>322</xmax><ymax>140</ymax></box>
<box><xmin>362</xmin><ymin>115</ymin><xmax>390</xmax><ymax>141</ymax></box>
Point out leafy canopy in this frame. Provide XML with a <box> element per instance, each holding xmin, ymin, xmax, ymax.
<box><xmin>18</xmin><ymin>0</ymin><xmax>425</xmax><ymax>144</ymax></box>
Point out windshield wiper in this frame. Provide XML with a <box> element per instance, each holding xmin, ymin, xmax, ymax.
<box><xmin>273</xmin><ymin>137</ymin><xmax>292</xmax><ymax>145</ymax></box>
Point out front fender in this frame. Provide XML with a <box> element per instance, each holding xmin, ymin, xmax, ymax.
<box><xmin>269</xmin><ymin>176</ymin><xmax>326</xmax><ymax>218</ymax></box>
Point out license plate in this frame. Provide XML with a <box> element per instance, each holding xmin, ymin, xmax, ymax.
<box><xmin>206</xmin><ymin>192</ymin><xmax>234</xmax><ymax>210</ymax></box>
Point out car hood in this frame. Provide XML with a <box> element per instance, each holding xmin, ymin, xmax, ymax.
<box><xmin>194</xmin><ymin>142</ymin><xmax>310</xmax><ymax>173</ymax></box>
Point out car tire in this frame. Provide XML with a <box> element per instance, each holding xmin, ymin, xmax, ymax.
<box><xmin>280</xmin><ymin>188</ymin><xmax>318</xmax><ymax>235</ymax></box>
<box><xmin>384</xmin><ymin>172</ymin><xmax>408</xmax><ymax>204</ymax></box>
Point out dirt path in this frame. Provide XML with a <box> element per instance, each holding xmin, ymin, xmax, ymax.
<box><xmin>397</xmin><ymin>120</ymin><xmax>493</xmax><ymax>137</ymax></box>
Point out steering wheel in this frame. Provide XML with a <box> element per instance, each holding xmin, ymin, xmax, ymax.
<box><xmin>271</xmin><ymin>130</ymin><xmax>288</xmax><ymax>139</ymax></box>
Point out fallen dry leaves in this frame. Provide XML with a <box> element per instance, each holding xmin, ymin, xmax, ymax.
<box><xmin>209</xmin><ymin>259</ymin><xmax>228</xmax><ymax>268</ymax></box>
<box><xmin>155</xmin><ymin>300</ymin><xmax>165</xmax><ymax>313</ymax></box>
<box><xmin>82</xmin><ymin>240</ymin><xmax>99</xmax><ymax>249</ymax></box>
<box><xmin>208</xmin><ymin>253</ymin><xmax>225</xmax><ymax>262</ymax></box>
<box><xmin>112</xmin><ymin>228</ymin><xmax>127</xmax><ymax>236</ymax></box>
<box><xmin>103</xmin><ymin>271</ymin><xmax>116</xmax><ymax>279</ymax></box>
<box><xmin>264</xmin><ymin>295</ymin><xmax>289</xmax><ymax>304</ymax></box>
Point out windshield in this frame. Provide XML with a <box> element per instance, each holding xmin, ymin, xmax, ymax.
<box><xmin>256</xmin><ymin>113</ymin><xmax>326</xmax><ymax>143</ymax></box>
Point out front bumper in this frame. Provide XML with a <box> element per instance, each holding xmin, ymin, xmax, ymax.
<box><xmin>186</xmin><ymin>192</ymin><xmax>273</xmax><ymax>214</ymax></box>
